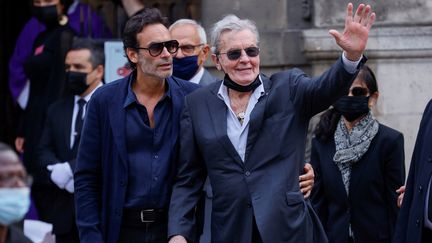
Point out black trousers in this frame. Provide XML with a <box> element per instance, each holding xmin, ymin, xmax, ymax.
<box><xmin>118</xmin><ymin>220</ymin><xmax>167</xmax><ymax>243</ymax></box>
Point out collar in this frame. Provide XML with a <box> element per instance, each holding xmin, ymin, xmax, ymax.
<box><xmin>123</xmin><ymin>73</ymin><xmax>172</xmax><ymax>108</ymax></box>
<box><xmin>189</xmin><ymin>67</ymin><xmax>205</xmax><ymax>84</ymax></box>
<box><xmin>74</xmin><ymin>82</ymin><xmax>103</xmax><ymax>103</ymax></box>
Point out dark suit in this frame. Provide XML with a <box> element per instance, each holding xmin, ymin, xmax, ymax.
<box><xmin>74</xmin><ymin>73</ymin><xmax>199</xmax><ymax>243</ymax></box>
<box><xmin>169</xmin><ymin>57</ymin><xmax>361</xmax><ymax>242</ymax></box>
<box><xmin>394</xmin><ymin>99</ymin><xmax>432</xmax><ymax>243</ymax></box>
<box><xmin>35</xmin><ymin>95</ymin><xmax>79</xmax><ymax>240</ymax></box>
<box><xmin>310</xmin><ymin>124</ymin><xmax>405</xmax><ymax>243</ymax></box>
<box><xmin>198</xmin><ymin>69</ymin><xmax>219</xmax><ymax>86</ymax></box>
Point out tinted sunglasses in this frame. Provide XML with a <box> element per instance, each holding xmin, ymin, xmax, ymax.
<box><xmin>350</xmin><ymin>87</ymin><xmax>369</xmax><ymax>96</ymax></box>
<box><xmin>136</xmin><ymin>40</ymin><xmax>179</xmax><ymax>57</ymax></box>
<box><xmin>218</xmin><ymin>47</ymin><xmax>260</xmax><ymax>60</ymax></box>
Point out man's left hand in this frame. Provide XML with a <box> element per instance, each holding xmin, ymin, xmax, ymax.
<box><xmin>329</xmin><ymin>3</ymin><xmax>376</xmax><ymax>61</ymax></box>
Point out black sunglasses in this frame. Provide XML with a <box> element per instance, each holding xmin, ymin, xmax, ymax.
<box><xmin>350</xmin><ymin>87</ymin><xmax>369</xmax><ymax>97</ymax></box>
<box><xmin>136</xmin><ymin>40</ymin><xmax>179</xmax><ymax>57</ymax></box>
<box><xmin>218</xmin><ymin>47</ymin><xmax>260</xmax><ymax>60</ymax></box>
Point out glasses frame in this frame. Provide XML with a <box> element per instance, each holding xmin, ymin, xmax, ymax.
<box><xmin>218</xmin><ymin>46</ymin><xmax>260</xmax><ymax>61</ymax></box>
<box><xmin>350</xmin><ymin>87</ymin><xmax>369</xmax><ymax>97</ymax></box>
<box><xmin>135</xmin><ymin>40</ymin><xmax>179</xmax><ymax>57</ymax></box>
<box><xmin>178</xmin><ymin>44</ymin><xmax>204</xmax><ymax>56</ymax></box>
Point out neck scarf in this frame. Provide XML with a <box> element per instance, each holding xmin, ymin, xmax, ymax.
<box><xmin>333</xmin><ymin>112</ymin><xmax>379</xmax><ymax>194</ymax></box>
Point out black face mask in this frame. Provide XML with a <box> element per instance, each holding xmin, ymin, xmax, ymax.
<box><xmin>223</xmin><ymin>74</ymin><xmax>261</xmax><ymax>92</ymax></box>
<box><xmin>333</xmin><ymin>96</ymin><xmax>370</xmax><ymax>122</ymax></box>
<box><xmin>66</xmin><ymin>71</ymin><xmax>89</xmax><ymax>96</ymax></box>
<box><xmin>32</xmin><ymin>5</ymin><xmax>58</xmax><ymax>27</ymax></box>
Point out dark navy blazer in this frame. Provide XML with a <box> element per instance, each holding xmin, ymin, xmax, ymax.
<box><xmin>168</xmin><ymin>57</ymin><xmax>361</xmax><ymax>243</ymax></box>
<box><xmin>394</xmin><ymin>99</ymin><xmax>432</xmax><ymax>243</ymax></box>
<box><xmin>74</xmin><ymin>73</ymin><xmax>199</xmax><ymax>243</ymax></box>
<box><xmin>311</xmin><ymin>124</ymin><xmax>405</xmax><ymax>243</ymax></box>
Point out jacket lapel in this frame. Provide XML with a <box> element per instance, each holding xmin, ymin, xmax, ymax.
<box><xmin>64</xmin><ymin>97</ymin><xmax>74</xmax><ymax>151</ymax></box>
<box><xmin>244</xmin><ymin>75</ymin><xmax>271</xmax><ymax>162</ymax></box>
<box><xmin>207</xmin><ymin>85</ymin><xmax>244</xmax><ymax>165</ymax></box>
<box><xmin>108</xmin><ymin>77</ymin><xmax>129</xmax><ymax>167</ymax></box>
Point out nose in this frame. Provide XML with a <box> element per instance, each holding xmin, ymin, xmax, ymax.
<box><xmin>238</xmin><ymin>50</ymin><xmax>250</xmax><ymax>62</ymax></box>
<box><xmin>160</xmin><ymin>46</ymin><xmax>172</xmax><ymax>58</ymax></box>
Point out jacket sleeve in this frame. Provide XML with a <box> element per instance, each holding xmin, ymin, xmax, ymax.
<box><xmin>272</xmin><ymin>56</ymin><xmax>363</xmax><ymax>119</ymax></box>
<box><xmin>74</xmin><ymin>95</ymin><xmax>104</xmax><ymax>242</ymax></box>
<box><xmin>35</xmin><ymin>105</ymin><xmax>62</xmax><ymax>185</ymax></box>
<box><xmin>309</xmin><ymin>138</ymin><xmax>329</xmax><ymax>226</ymax></box>
<box><xmin>383</xmin><ymin>132</ymin><xmax>405</xmax><ymax>239</ymax></box>
<box><xmin>393</xmin><ymin>100</ymin><xmax>432</xmax><ymax>243</ymax></box>
<box><xmin>168</xmin><ymin>97</ymin><xmax>207</xmax><ymax>242</ymax></box>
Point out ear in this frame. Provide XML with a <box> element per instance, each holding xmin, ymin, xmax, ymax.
<box><xmin>198</xmin><ymin>45</ymin><xmax>210</xmax><ymax>66</ymax></box>
<box><xmin>126</xmin><ymin>47</ymin><xmax>139</xmax><ymax>65</ymax></box>
<box><xmin>211</xmin><ymin>54</ymin><xmax>221</xmax><ymax>70</ymax></box>
<box><xmin>368</xmin><ymin>91</ymin><xmax>379</xmax><ymax>108</ymax></box>
<box><xmin>95</xmin><ymin>64</ymin><xmax>104</xmax><ymax>80</ymax></box>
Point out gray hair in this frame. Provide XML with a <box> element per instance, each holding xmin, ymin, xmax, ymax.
<box><xmin>210</xmin><ymin>15</ymin><xmax>259</xmax><ymax>54</ymax></box>
<box><xmin>169</xmin><ymin>19</ymin><xmax>207</xmax><ymax>44</ymax></box>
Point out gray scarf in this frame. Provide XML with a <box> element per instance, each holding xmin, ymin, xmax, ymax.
<box><xmin>333</xmin><ymin>112</ymin><xmax>379</xmax><ymax>194</ymax></box>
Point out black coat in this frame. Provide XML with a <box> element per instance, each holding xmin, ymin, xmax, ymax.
<box><xmin>311</xmin><ymin>123</ymin><xmax>405</xmax><ymax>243</ymax></box>
<box><xmin>34</xmin><ymin>95</ymin><xmax>78</xmax><ymax>235</ymax></box>
<box><xmin>394</xmin><ymin>99</ymin><xmax>432</xmax><ymax>243</ymax></box>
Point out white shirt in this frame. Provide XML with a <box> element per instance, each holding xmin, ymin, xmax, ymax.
<box><xmin>70</xmin><ymin>83</ymin><xmax>103</xmax><ymax>148</ymax></box>
<box><xmin>189</xmin><ymin>67</ymin><xmax>205</xmax><ymax>84</ymax></box>
<box><xmin>217</xmin><ymin>54</ymin><xmax>361</xmax><ymax>162</ymax></box>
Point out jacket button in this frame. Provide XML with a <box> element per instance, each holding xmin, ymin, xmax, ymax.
<box><xmin>428</xmin><ymin>156</ymin><xmax>432</xmax><ymax>162</ymax></box>
<box><xmin>246</xmin><ymin>202</ymin><xmax>252</xmax><ymax>208</ymax></box>
<box><xmin>120</xmin><ymin>180</ymin><xmax>125</xmax><ymax>186</ymax></box>
<box><xmin>419</xmin><ymin>186</ymin><xmax>423</xmax><ymax>192</ymax></box>
<box><xmin>416</xmin><ymin>219</ymin><xmax>420</xmax><ymax>226</ymax></box>
<box><xmin>245</xmin><ymin>171</ymin><xmax>251</xmax><ymax>177</ymax></box>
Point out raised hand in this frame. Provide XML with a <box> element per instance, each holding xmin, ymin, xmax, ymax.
<box><xmin>329</xmin><ymin>3</ymin><xmax>376</xmax><ymax>61</ymax></box>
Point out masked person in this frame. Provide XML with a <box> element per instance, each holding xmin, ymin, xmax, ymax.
<box><xmin>34</xmin><ymin>38</ymin><xmax>104</xmax><ymax>243</ymax></box>
<box><xmin>14</xmin><ymin>0</ymin><xmax>77</xmax><ymax>210</ymax></box>
<box><xmin>0</xmin><ymin>142</ymin><xmax>32</xmax><ymax>243</ymax></box>
<box><xmin>309</xmin><ymin>65</ymin><xmax>405</xmax><ymax>243</ymax></box>
<box><xmin>8</xmin><ymin>0</ymin><xmax>111</xmax><ymax>107</ymax></box>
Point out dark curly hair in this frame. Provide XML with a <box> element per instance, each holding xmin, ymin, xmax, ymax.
<box><xmin>122</xmin><ymin>7</ymin><xmax>168</xmax><ymax>70</ymax></box>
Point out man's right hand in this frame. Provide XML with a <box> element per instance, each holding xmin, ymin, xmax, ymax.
<box><xmin>169</xmin><ymin>235</ymin><xmax>188</xmax><ymax>243</ymax></box>
<box><xmin>15</xmin><ymin>137</ymin><xmax>25</xmax><ymax>153</ymax></box>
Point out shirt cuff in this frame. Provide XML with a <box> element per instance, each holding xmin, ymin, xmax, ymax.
<box><xmin>342</xmin><ymin>52</ymin><xmax>362</xmax><ymax>74</ymax></box>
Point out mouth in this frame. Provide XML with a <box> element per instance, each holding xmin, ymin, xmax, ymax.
<box><xmin>158</xmin><ymin>63</ymin><xmax>172</xmax><ymax>70</ymax></box>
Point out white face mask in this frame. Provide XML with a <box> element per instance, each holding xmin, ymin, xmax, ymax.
<box><xmin>0</xmin><ymin>187</ymin><xmax>30</xmax><ymax>225</ymax></box>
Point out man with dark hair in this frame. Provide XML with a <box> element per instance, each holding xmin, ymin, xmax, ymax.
<box><xmin>74</xmin><ymin>8</ymin><xmax>199</xmax><ymax>243</ymax></box>
<box><xmin>35</xmin><ymin>38</ymin><xmax>104</xmax><ymax>243</ymax></box>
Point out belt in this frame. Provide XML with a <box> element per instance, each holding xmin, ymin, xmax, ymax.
<box><xmin>122</xmin><ymin>208</ymin><xmax>167</xmax><ymax>227</ymax></box>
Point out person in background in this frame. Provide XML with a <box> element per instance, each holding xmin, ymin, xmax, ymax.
<box><xmin>74</xmin><ymin>8</ymin><xmax>199</xmax><ymax>243</ymax></box>
<box><xmin>169</xmin><ymin>19</ymin><xmax>219</xmax><ymax>85</ymax></box>
<box><xmin>393</xmin><ymin>100</ymin><xmax>432</xmax><ymax>242</ymax></box>
<box><xmin>168</xmin><ymin>3</ymin><xmax>374</xmax><ymax>243</ymax></box>
<box><xmin>13</xmin><ymin>0</ymin><xmax>79</xmax><ymax>230</ymax></box>
<box><xmin>0</xmin><ymin>142</ymin><xmax>32</xmax><ymax>243</ymax></box>
<box><xmin>35</xmin><ymin>38</ymin><xmax>104</xmax><ymax>243</ymax></box>
<box><xmin>8</xmin><ymin>0</ymin><xmax>111</xmax><ymax>107</ymax></box>
<box><xmin>310</xmin><ymin>65</ymin><xmax>405</xmax><ymax>243</ymax></box>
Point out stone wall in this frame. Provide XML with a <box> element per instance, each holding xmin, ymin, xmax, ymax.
<box><xmin>201</xmin><ymin>0</ymin><xmax>432</xmax><ymax>170</ymax></box>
